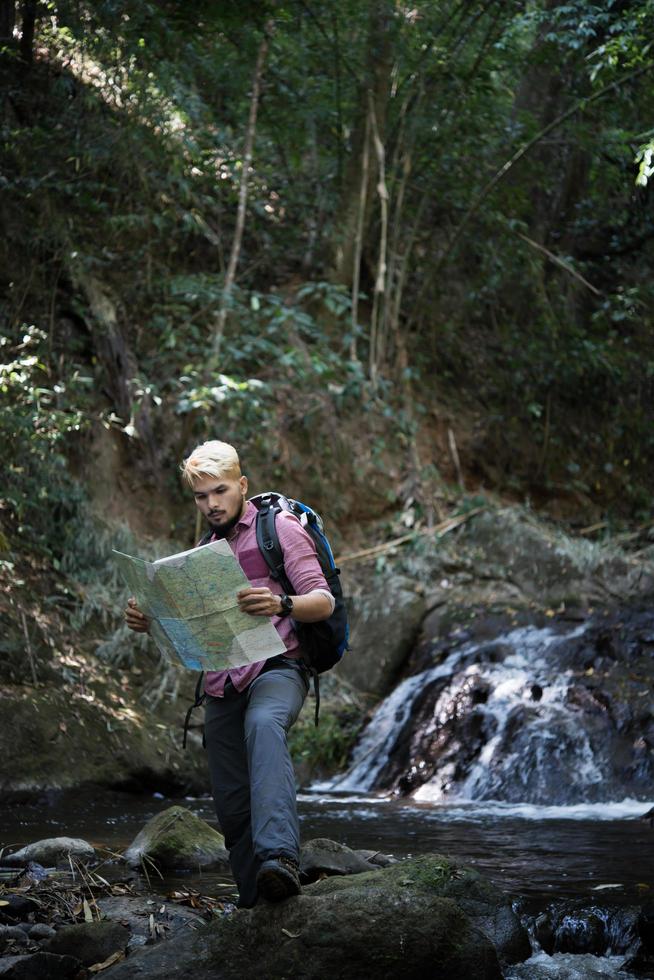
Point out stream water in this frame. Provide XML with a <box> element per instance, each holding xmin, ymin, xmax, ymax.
<box><xmin>3</xmin><ymin>615</ymin><xmax>653</xmax><ymax>977</ymax></box>
<box><xmin>3</xmin><ymin>788</ymin><xmax>652</xmax><ymax>904</ymax></box>
<box><xmin>2</xmin><ymin>787</ymin><xmax>653</xmax><ymax>978</ymax></box>
<box><xmin>2</xmin><ymin>787</ymin><xmax>652</xmax><ymax>976</ymax></box>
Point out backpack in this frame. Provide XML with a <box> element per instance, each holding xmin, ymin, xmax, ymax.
<box><xmin>182</xmin><ymin>492</ymin><xmax>348</xmax><ymax>745</ymax></box>
<box><xmin>251</xmin><ymin>491</ymin><xmax>349</xmax><ymax>671</ymax></box>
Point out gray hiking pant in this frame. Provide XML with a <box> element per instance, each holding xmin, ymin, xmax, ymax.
<box><xmin>204</xmin><ymin>662</ymin><xmax>308</xmax><ymax>907</ymax></box>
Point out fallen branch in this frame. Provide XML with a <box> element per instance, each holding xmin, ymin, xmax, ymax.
<box><xmin>335</xmin><ymin>507</ymin><xmax>484</xmax><ymax>565</ymax></box>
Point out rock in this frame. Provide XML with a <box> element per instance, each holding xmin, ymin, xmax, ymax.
<box><xmin>217</xmin><ymin>889</ymin><xmax>502</xmax><ymax>980</ymax></box>
<box><xmin>307</xmin><ymin>854</ymin><xmax>530</xmax><ymax>966</ymax></box>
<box><xmin>3</xmin><ymin>838</ymin><xmax>95</xmax><ymax>867</ymax></box>
<box><xmin>638</xmin><ymin>899</ymin><xmax>654</xmax><ymax>952</ymax></box>
<box><xmin>0</xmin><ymin>925</ymin><xmax>29</xmax><ymax>949</ymax></box>
<box><xmin>340</xmin><ymin>572</ymin><xmax>427</xmax><ymax>697</ymax></box>
<box><xmin>105</xmin><ymin>853</ymin><xmax>514</xmax><ymax>980</ymax></box>
<box><xmin>0</xmin><ymin>895</ymin><xmax>39</xmax><ymax>920</ymax></box>
<box><xmin>354</xmin><ymin>848</ymin><xmax>397</xmax><ymax>867</ymax></box>
<box><xmin>44</xmin><ymin>920</ymin><xmax>129</xmax><ymax>967</ymax></box>
<box><xmin>123</xmin><ymin>805</ymin><xmax>229</xmax><ymax>871</ymax></box>
<box><xmin>28</xmin><ymin>924</ymin><xmax>57</xmax><ymax>941</ymax></box>
<box><xmin>463</xmin><ymin>508</ymin><xmax>654</xmax><ymax>606</ymax></box>
<box><xmin>96</xmin><ymin>893</ymin><xmax>207</xmax><ymax>941</ymax></box>
<box><xmin>0</xmin><ymin>952</ymin><xmax>84</xmax><ymax>978</ymax></box>
<box><xmin>299</xmin><ymin>838</ymin><xmax>376</xmax><ymax>882</ymax></box>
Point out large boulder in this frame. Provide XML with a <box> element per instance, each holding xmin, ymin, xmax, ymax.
<box><xmin>462</xmin><ymin>508</ymin><xmax>654</xmax><ymax>605</ymax></box>
<box><xmin>309</xmin><ymin>854</ymin><xmax>530</xmax><ymax>966</ymax></box>
<box><xmin>123</xmin><ymin>805</ymin><xmax>229</xmax><ymax>871</ymax></box>
<box><xmin>3</xmin><ymin>837</ymin><xmax>96</xmax><ymax>867</ymax></box>
<box><xmin>103</xmin><ymin>854</ymin><xmax>521</xmax><ymax>980</ymax></box>
<box><xmin>340</xmin><ymin>572</ymin><xmax>426</xmax><ymax>697</ymax></box>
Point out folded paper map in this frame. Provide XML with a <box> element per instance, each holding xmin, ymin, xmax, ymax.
<box><xmin>113</xmin><ymin>540</ymin><xmax>285</xmax><ymax>671</ymax></box>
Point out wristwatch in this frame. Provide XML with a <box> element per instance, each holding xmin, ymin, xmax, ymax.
<box><xmin>278</xmin><ymin>594</ymin><xmax>294</xmax><ymax>617</ymax></box>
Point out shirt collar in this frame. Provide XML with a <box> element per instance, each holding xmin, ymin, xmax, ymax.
<box><xmin>226</xmin><ymin>499</ymin><xmax>257</xmax><ymax>539</ymax></box>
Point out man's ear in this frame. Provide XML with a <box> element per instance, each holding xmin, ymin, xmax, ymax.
<box><xmin>240</xmin><ymin>475</ymin><xmax>248</xmax><ymax>497</ymax></box>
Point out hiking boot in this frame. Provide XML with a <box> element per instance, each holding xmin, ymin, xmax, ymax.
<box><xmin>256</xmin><ymin>855</ymin><xmax>301</xmax><ymax>902</ymax></box>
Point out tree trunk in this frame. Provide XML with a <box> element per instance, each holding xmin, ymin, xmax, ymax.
<box><xmin>0</xmin><ymin>0</ymin><xmax>15</xmax><ymax>59</ymax></box>
<box><xmin>19</xmin><ymin>0</ymin><xmax>36</xmax><ymax>65</ymax></box>
<box><xmin>330</xmin><ymin>0</ymin><xmax>395</xmax><ymax>290</ymax></box>
<box><xmin>0</xmin><ymin>0</ymin><xmax>14</xmax><ymax>39</ymax></box>
<box><xmin>210</xmin><ymin>22</ymin><xmax>272</xmax><ymax>366</ymax></box>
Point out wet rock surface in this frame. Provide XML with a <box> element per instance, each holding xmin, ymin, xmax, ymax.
<box><xmin>299</xmin><ymin>837</ymin><xmax>377</xmax><ymax>882</ymax></box>
<box><xmin>308</xmin><ymin>853</ymin><xmax>530</xmax><ymax>967</ymax></box>
<box><xmin>104</xmin><ymin>854</ymin><xmax>508</xmax><ymax>980</ymax></box>
<box><xmin>352</xmin><ymin>606</ymin><xmax>654</xmax><ymax>805</ymax></box>
<box><xmin>0</xmin><ymin>951</ymin><xmax>84</xmax><ymax>978</ymax></box>
<box><xmin>3</xmin><ymin>839</ymin><xmax>96</xmax><ymax>868</ymax></box>
<box><xmin>44</xmin><ymin>920</ymin><xmax>129</xmax><ymax>966</ymax></box>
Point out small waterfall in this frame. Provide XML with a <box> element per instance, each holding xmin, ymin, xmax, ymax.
<box><xmin>324</xmin><ymin>619</ymin><xmax>654</xmax><ymax>805</ymax></box>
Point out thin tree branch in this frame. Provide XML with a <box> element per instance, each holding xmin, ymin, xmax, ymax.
<box><xmin>437</xmin><ymin>60</ymin><xmax>654</xmax><ymax>270</ymax></box>
<box><xmin>516</xmin><ymin>231</ymin><xmax>602</xmax><ymax>296</ymax></box>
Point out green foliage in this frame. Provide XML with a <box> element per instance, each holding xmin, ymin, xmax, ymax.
<box><xmin>0</xmin><ymin>326</ymin><xmax>89</xmax><ymax>558</ymax></box>
<box><xmin>289</xmin><ymin>703</ymin><xmax>361</xmax><ymax>774</ymax></box>
<box><xmin>2</xmin><ymin>0</ymin><xmax>654</xmax><ymax>546</ymax></box>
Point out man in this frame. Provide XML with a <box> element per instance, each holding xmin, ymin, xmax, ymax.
<box><xmin>124</xmin><ymin>440</ymin><xmax>333</xmax><ymax>908</ymax></box>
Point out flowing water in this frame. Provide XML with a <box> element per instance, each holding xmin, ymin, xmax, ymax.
<box><xmin>2</xmin><ymin>788</ymin><xmax>653</xmax><ymax>978</ymax></box>
<box><xmin>2</xmin><ymin>616</ymin><xmax>653</xmax><ymax>977</ymax></box>
<box><xmin>321</xmin><ymin>618</ymin><xmax>654</xmax><ymax>804</ymax></box>
<box><xmin>2</xmin><ymin>787</ymin><xmax>651</xmax><ymax>903</ymax></box>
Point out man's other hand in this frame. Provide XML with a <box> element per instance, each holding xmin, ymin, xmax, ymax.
<box><xmin>125</xmin><ymin>597</ymin><xmax>150</xmax><ymax>633</ymax></box>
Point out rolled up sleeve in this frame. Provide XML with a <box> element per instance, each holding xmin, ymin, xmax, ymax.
<box><xmin>276</xmin><ymin>512</ymin><xmax>335</xmax><ymax>612</ymax></box>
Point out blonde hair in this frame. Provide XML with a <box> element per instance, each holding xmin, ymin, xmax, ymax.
<box><xmin>181</xmin><ymin>440</ymin><xmax>242</xmax><ymax>486</ymax></box>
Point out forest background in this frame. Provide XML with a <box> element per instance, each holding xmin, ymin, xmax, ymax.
<box><xmin>1</xmin><ymin>0</ymin><xmax>654</xmax><ymax>785</ymax></box>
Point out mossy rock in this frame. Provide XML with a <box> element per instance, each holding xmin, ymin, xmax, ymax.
<box><xmin>309</xmin><ymin>854</ymin><xmax>530</xmax><ymax>965</ymax></box>
<box><xmin>123</xmin><ymin>805</ymin><xmax>229</xmax><ymax>871</ymax></box>
<box><xmin>105</xmin><ymin>853</ymin><xmax>527</xmax><ymax>980</ymax></box>
<box><xmin>211</xmin><ymin>887</ymin><xmax>502</xmax><ymax>980</ymax></box>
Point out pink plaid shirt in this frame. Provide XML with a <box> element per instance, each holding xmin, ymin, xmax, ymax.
<box><xmin>203</xmin><ymin>501</ymin><xmax>332</xmax><ymax>697</ymax></box>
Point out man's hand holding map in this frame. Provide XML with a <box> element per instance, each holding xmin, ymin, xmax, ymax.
<box><xmin>113</xmin><ymin>540</ymin><xmax>285</xmax><ymax>671</ymax></box>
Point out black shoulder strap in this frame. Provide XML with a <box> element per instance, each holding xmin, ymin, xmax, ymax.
<box><xmin>255</xmin><ymin>495</ymin><xmax>293</xmax><ymax>594</ymax></box>
<box><xmin>182</xmin><ymin>670</ymin><xmax>206</xmax><ymax>749</ymax></box>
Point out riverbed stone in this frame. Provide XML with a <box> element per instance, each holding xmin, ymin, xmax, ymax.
<box><xmin>27</xmin><ymin>924</ymin><xmax>56</xmax><ymax>941</ymax></box>
<box><xmin>299</xmin><ymin>837</ymin><xmax>376</xmax><ymax>881</ymax></box>
<box><xmin>0</xmin><ymin>895</ymin><xmax>39</xmax><ymax>920</ymax></box>
<box><xmin>0</xmin><ymin>925</ymin><xmax>29</xmax><ymax>950</ymax></box>
<box><xmin>0</xmin><ymin>952</ymin><xmax>84</xmax><ymax>978</ymax></box>
<box><xmin>3</xmin><ymin>837</ymin><xmax>96</xmax><ymax>868</ymax></box>
<box><xmin>309</xmin><ymin>853</ymin><xmax>531</xmax><ymax>966</ymax></box>
<box><xmin>123</xmin><ymin>805</ymin><xmax>229</xmax><ymax>871</ymax></box>
<box><xmin>44</xmin><ymin>920</ymin><xmax>129</xmax><ymax>967</ymax></box>
<box><xmin>103</xmin><ymin>853</ymin><xmax>513</xmax><ymax>980</ymax></box>
<box><xmin>354</xmin><ymin>848</ymin><xmax>397</xmax><ymax>867</ymax></box>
